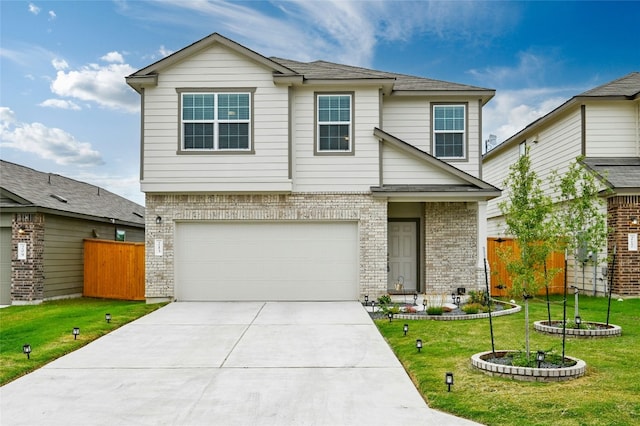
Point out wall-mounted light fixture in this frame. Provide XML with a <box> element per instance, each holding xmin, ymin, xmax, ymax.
<box><xmin>156</xmin><ymin>216</ymin><xmax>162</xmax><ymax>225</ymax></box>
<box><xmin>18</xmin><ymin>226</ymin><xmax>26</xmax><ymax>235</ymax></box>
<box><xmin>631</xmin><ymin>216</ymin><xmax>639</xmax><ymax>226</ymax></box>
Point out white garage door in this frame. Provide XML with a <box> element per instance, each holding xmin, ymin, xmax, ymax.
<box><xmin>175</xmin><ymin>222</ymin><xmax>359</xmax><ymax>301</ymax></box>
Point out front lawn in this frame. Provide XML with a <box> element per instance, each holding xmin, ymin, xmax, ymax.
<box><xmin>376</xmin><ymin>295</ymin><xmax>640</xmax><ymax>426</ymax></box>
<box><xmin>0</xmin><ymin>298</ymin><xmax>165</xmax><ymax>385</ymax></box>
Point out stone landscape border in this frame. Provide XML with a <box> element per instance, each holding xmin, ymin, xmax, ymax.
<box><xmin>388</xmin><ymin>300</ymin><xmax>521</xmax><ymax>321</ymax></box>
<box><xmin>471</xmin><ymin>350</ymin><xmax>586</xmax><ymax>382</ymax></box>
<box><xmin>534</xmin><ymin>320</ymin><xmax>622</xmax><ymax>338</ymax></box>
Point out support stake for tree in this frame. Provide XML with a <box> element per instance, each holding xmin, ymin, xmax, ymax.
<box><xmin>483</xmin><ymin>247</ymin><xmax>495</xmax><ymax>355</ymax></box>
<box><xmin>562</xmin><ymin>249</ymin><xmax>568</xmax><ymax>366</ymax></box>
<box><xmin>606</xmin><ymin>245</ymin><xmax>616</xmax><ymax>326</ymax></box>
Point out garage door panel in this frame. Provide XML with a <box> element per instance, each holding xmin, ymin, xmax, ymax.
<box><xmin>175</xmin><ymin>222</ymin><xmax>358</xmax><ymax>301</ymax></box>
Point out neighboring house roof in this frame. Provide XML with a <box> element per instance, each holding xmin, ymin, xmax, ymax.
<box><xmin>0</xmin><ymin>160</ymin><xmax>145</xmax><ymax>227</ymax></box>
<box><xmin>484</xmin><ymin>72</ymin><xmax>640</xmax><ymax>160</ymax></box>
<box><xmin>581</xmin><ymin>157</ymin><xmax>640</xmax><ymax>194</ymax></box>
<box><xmin>126</xmin><ymin>32</ymin><xmax>494</xmax><ymax>104</ymax></box>
<box><xmin>372</xmin><ymin>128</ymin><xmax>501</xmax><ymax>201</ymax></box>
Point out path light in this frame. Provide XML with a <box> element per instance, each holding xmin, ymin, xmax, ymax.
<box><xmin>73</xmin><ymin>327</ymin><xmax>80</xmax><ymax>340</ymax></box>
<box><xmin>536</xmin><ymin>350</ymin><xmax>545</xmax><ymax>368</ymax></box>
<box><xmin>455</xmin><ymin>296</ymin><xmax>461</xmax><ymax>306</ymax></box>
<box><xmin>575</xmin><ymin>315</ymin><xmax>582</xmax><ymax>329</ymax></box>
<box><xmin>23</xmin><ymin>344</ymin><xmax>31</xmax><ymax>359</ymax></box>
<box><xmin>416</xmin><ymin>339</ymin><xmax>423</xmax><ymax>353</ymax></box>
<box><xmin>105</xmin><ymin>313</ymin><xmax>111</xmax><ymax>323</ymax></box>
<box><xmin>422</xmin><ymin>298</ymin><xmax>427</xmax><ymax>312</ymax></box>
<box><xmin>371</xmin><ymin>300</ymin><xmax>376</xmax><ymax>313</ymax></box>
<box><xmin>451</xmin><ymin>293</ymin><xmax>456</xmax><ymax>303</ymax></box>
<box><xmin>413</xmin><ymin>293</ymin><xmax>418</xmax><ymax>305</ymax></box>
<box><xmin>445</xmin><ymin>372</ymin><xmax>454</xmax><ymax>392</ymax></box>
<box><xmin>364</xmin><ymin>295</ymin><xmax>369</xmax><ymax>306</ymax></box>
<box><xmin>387</xmin><ymin>312</ymin><xmax>393</xmax><ymax>322</ymax></box>
<box><xmin>403</xmin><ymin>324</ymin><xmax>409</xmax><ymax>336</ymax></box>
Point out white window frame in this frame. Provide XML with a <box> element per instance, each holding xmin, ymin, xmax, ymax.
<box><xmin>315</xmin><ymin>93</ymin><xmax>354</xmax><ymax>155</ymax></box>
<box><xmin>432</xmin><ymin>104</ymin><xmax>467</xmax><ymax>160</ymax></box>
<box><xmin>180</xmin><ymin>91</ymin><xmax>252</xmax><ymax>152</ymax></box>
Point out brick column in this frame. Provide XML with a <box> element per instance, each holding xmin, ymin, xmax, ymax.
<box><xmin>608</xmin><ymin>196</ymin><xmax>640</xmax><ymax>296</ymax></box>
<box><xmin>11</xmin><ymin>213</ymin><xmax>45</xmax><ymax>303</ymax></box>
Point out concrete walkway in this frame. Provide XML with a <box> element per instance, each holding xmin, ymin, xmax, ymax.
<box><xmin>1</xmin><ymin>302</ymin><xmax>480</xmax><ymax>425</ymax></box>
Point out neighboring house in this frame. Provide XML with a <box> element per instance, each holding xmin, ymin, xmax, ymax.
<box><xmin>126</xmin><ymin>33</ymin><xmax>500</xmax><ymax>303</ymax></box>
<box><xmin>483</xmin><ymin>72</ymin><xmax>640</xmax><ymax>296</ymax></box>
<box><xmin>0</xmin><ymin>160</ymin><xmax>145</xmax><ymax>305</ymax></box>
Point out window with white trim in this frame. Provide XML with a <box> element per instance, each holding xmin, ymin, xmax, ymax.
<box><xmin>317</xmin><ymin>94</ymin><xmax>352</xmax><ymax>152</ymax></box>
<box><xmin>181</xmin><ymin>92</ymin><xmax>251</xmax><ymax>151</ymax></box>
<box><xmin>433</xmin><ymin>104</ymin><xmax>466</xmax><ymax>159</ymax></box>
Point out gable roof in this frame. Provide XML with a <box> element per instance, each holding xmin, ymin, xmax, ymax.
<box><xmin>126</xmin><ymin>32</ymin><xmax>494</xmax><ymax>103</ymax></box>
<box><xmin>484</xmin><ymin>72</ymin><xmax>640</xmax><ymax>160</ymax></box>
<box><xmin>0</xmin><ymin>160</ymin><xmax>145</xmax><ymax>227</ymax></box>
<box><xmin>372</xmin><ymin>128</ymin><xmax>501</xmax><ymax>201</ymax></box>
<box><xmin>581</xmin><ymin>157</ymin><xmax>640</xmax><ymax>194</ymax></box>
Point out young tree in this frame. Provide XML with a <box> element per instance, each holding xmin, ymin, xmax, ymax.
<box><xmin>552</xmin><ymin>157</ymin><xmax>609</xmax><ymax>291</ymax></box>
<box><xmin>498</xmin><ymin>148</ymin><xmax>556</xmax><ymax>358</ymax></box>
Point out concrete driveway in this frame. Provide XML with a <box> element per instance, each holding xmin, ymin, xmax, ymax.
<box><xmin>1</xmin><ymin>302</ymin><xmax>480</xmax><ymax>425</ymax></box>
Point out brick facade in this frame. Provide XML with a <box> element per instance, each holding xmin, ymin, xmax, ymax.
<box><xmin>11</xmin><ymin>213</ymin><xmax>45</xmax><ymax>303</ymax></box>
<box><xmin>424</xmin><ymin>202</ymin><xmax>482</xmax><ymax>294</ymax></box>
<box><xmin>145</xmin><ymin>193</ymin><xmax>388</xmax><ymax>300</ymax></box>
<box><xmin>608</xmin><ymin>195</ymin><xmax>640</xmax><ymax>296</ymax></box>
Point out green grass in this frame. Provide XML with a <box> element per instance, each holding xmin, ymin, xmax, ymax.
<box><xmin>0</xmin><ymin>298</ymin><xmax>166</xmax><ymax>385</ymax></box>
<box><xmin>376</xmin><ymin>295</ymin><xmax>640</xmax><ymax>426</ymax></box>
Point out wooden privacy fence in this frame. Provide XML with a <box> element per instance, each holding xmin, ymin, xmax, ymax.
<box><xmin>486</xmin><ymin>238</ymin><xmax>565</xmax><ymax>297</ymax></box>
<box><xmin>84</xmin><ymin>239</ymin><xmax>145</xmax><ymax>301</ymax></box>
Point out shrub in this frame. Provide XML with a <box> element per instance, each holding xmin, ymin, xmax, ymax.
<box><xmin>462</xmin><ymin>303</ymin><xmax>483</xmax><ymax>314</ymax></box>
<box><xmin>426</xmin><ymin>306</ymin><xmax>444</xmax><ymax>315</ymax></box>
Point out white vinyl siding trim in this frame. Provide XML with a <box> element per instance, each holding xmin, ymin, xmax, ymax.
<box><xmin>584</xmin><ymin>102</ymin><xmax>639</xmax><ymax>157</ymax></box>
<box><xmin>381</xmin><ymin>144</ymin><xmax>469</xmax><ymax>185</ymax></box>
<box><xmin>140</xmin><ymin>44</ymin><xmax>291</xmax><ymax>193</ymax></box>
<box><xmin>293</xmin><ymin>87</ymin><xmax>380</xmax><ymax>192</ymax></box>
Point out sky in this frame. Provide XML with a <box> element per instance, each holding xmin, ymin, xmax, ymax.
<box><xmin>1</xmin><ymin>1</ymin><xmax>639</xmax><ymax>205</ymax></box>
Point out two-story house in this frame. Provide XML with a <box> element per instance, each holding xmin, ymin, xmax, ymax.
<box><xmin>126</xmin><ymin>33</ymin><xmax>500</xmax><ymax>303</ymax></box>
<box><xmin>484</xmin><ymin>72</ymin><xmax>640</xmax><ymax>297</ymax></box>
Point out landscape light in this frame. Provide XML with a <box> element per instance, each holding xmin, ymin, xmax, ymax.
<box><xmin>364</xmin><ymin>295</ymin><xmax>369</xmax><ymax>306</ymax></box>
<box><xmin>451</xmin><ymin>293</ymin><xmax>456</xmax><ymax>303</ymax></box>
<box><xmin>416</xmin><ymin>339</ymin><xmax>423</xmax><ymax>353</ymax></box>
<box><xmin>413</xmin><ymin>293</ymin><xmax>418</xmax><ymax>305</ymax></box>
<box><xmin>23</xmin><ymin>344</ymin><xmax>32</xmax><ymax>359</ymax></box>
<box><xmin>388</xmin><ymin>312</ymin><xmax>393</xmax><ymax>322</ymax></box>
<box><xmin>536</xmin><ymin>350</ymin><xmax>545</xmax><ymax>368</ymax></box>
<box><xmin>105</xmin><ymin>313</ymin><xmax>111</xmax><ymax>323</ymax></box>
<box><xmin>575</xmin><ymin>315</ymin><xmax>582</xmax><ymax>329</ymax></box>
<box><xmin>445</xmin><ymin>372</ymin><xmax>454</xmax><ymax>392</ymax></box>
<box><xmin>422</xmin><ymin>299</ymin><xmax>427</xmax><ymax>312</ymax></box>
<box><xmin>371</xmin><ymin>300</ymin><xmax>376</xmax><ymax>313</ymax></box>
<box><xmin>403</xmin><ymin>324</ymin><xmax>409</xmax><ymax>336</ymax></box>
<box><xmin>455</xmin><ymin>296</ymin><xmax>461</xmax><ymax>306</ymax></box>
<box><xmin>73</xmin><ymin>327</ymin><xmax>80</xmax><ymax>340</ymax></box>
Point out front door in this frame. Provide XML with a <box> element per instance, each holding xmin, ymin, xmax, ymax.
<box><xmin>388</xmin><ymin>220</ymin><xmax>418</xmax><ymax>293</ymax></box>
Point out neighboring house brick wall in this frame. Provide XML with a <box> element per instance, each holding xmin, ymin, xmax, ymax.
<box><xmin>146</xmin><ymin>193</ymin><xmax>388</xmax><ymax>300</ymax></box>
<box><xmin>425</xmin><ymin>202</ymin><xmax>482</xmax><ymax>293</ymax></box>
<box><xmin>608</xmin><ymin>195</ymin><xmax>640</xmax><ymax>295</ymax></box>
<box><xmin>12</xmin><ymin>213</ymin><xmax>45</xmax><ymax>303</ymax></box>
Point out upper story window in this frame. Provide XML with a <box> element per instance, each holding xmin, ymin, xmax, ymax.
<box><xmin>181</xmin><ymin>92</ymin><xmax>251</xmax><ymax>151</ymax></box>
<box><xmin>316</xmin><ymin>93</ymin><xmax>353</xmax><ymax>154</ymax></box>
<box><xmin>433</xmin><ymin>104</ymin><xmax>466</xmax><ymax>159</ymax></box>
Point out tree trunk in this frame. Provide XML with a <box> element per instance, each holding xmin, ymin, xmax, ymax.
<box><xmin>525</xmin><ymin>298</ymin><xmax>530</xmax><ymax>359</ymax></box>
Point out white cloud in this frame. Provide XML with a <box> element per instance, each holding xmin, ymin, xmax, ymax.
<box><xmin>101</xmin><ymin>51</ymin><xmax>125</xmax><ymax>64</ymax></box>
<box><xmin>483</xmin><ymin>88</ymin><xmax>573</xmax><ymax>144</ymax></box>
<box><xmin>158</xmin><ymin>45</ymin><xmax>174</xmax><ymax>58</ymax></box>
<box><xmin>73</xmin><ymin>171</ymin><xmax>144</xmax><ymax>205</ymax></box>
<box><xmin>48</xmin><ymin>10</ymin><xmax>56</xmax><ymax>20</ymax></box>
<box><xmin>28</xmin><ymin>3</ymin><xmax>40</xmax><ymax>15</ymax></box>
<box><xmin>52</xmin><ymin>58</ymin><xmax>69</xmax><ymax>70</ymax></box>
<box><xmin>49</xmin><ymin>61</ymin><xmax>138</xmax><ymax>113</ymax></box>
<box><xmin>39</xmin><ymin>99</ymin><xmax>81</xmax><ymax>110</ymax></box>
<box><xmin>0</xmin><ymin>107</ymin><xmax>104</xmax><ymax>166</ymax></box>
